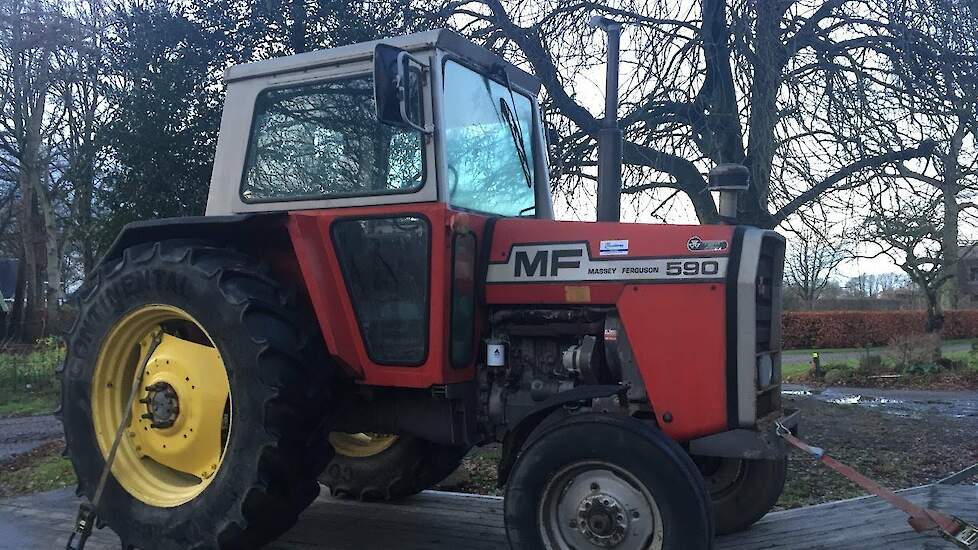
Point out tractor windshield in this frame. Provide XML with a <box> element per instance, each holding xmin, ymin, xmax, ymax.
<box><xmin>443</xmin><ymin>60</ymin><xmax>537</xmax><ymax>217</ymax></box>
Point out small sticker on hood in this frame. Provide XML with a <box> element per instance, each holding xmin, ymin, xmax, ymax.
<box><xmin>599</xmin><ymin>240</ymin><xmax>629</xmax><ymax>256</ymax></box>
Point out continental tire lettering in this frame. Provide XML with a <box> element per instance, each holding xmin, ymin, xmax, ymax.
<box><xmin>103</xmin><ymin>271</ymin><xmax>191</xmax><ymax>313</ymax></box>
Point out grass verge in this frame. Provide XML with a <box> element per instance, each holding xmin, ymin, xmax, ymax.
<box><xmin>0</xmin><ymin>392</ymin><xmax>58</xmax><ymax>417</ymax></box>
<box><xmin>0</xmin><ymin>440</ymin><xmax>75</xmax><ymax>498</ymax></box>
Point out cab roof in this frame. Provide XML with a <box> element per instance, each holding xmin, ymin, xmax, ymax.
<box><xmin>223</xmin><ymin>29</ymin><xmax>541</xmax><ymax>94</ymax></box>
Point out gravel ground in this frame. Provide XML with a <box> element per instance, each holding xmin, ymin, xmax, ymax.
<box><xmin>0</xmin><ymin>416</ymin><xmax>62</xmax><ymax>462</ymax></box>
<box><xmin>3</xmin><ymin>390</ymin><xmax>977</xmax><ymax>509</ymax></box>
<box><xmin>447</xmin><ymin>392</ymin><xmax>978</xmax><ymax>508</ymax></box>
<box><xmin>776</xmin><ymin>392</ymin><xmax>977</xmax><ymax>508</ymax></box>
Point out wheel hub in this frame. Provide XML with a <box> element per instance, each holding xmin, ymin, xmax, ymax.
<box><xmin>577</xmin><ymin>493</ymin><xmax>629</xmax><ymax>547</ymax></box>
<box><xmin>142</xmin><ymin>381</ymin><xmax>180</xmax><ymax>429</ymax></box>
<box><xmin>91</xmin><ymin>306</ymin><xmax>232</xmax><ymax>508</ymax></box>
<box><xmin>540</xmin><ymin>462</ymin><xmax>663</xmax><ymax>550</ymax></box>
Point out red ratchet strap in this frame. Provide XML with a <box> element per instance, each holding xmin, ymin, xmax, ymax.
<box><xmin>775</xmin><ymin>422</ymin><xmax>978</xmax><ymax>550</ymax></box>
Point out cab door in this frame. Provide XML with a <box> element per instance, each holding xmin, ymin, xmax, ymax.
<box><xmin>288</xmin><ymin>204</ymin><xmax>481</xmax><ymax>388</ymax></box>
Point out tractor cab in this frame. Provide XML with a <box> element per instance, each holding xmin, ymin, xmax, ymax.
<box><xmin>206</xmin><ymin>29</ymin><xmax>554</xmax><ymax>220</ymax></box>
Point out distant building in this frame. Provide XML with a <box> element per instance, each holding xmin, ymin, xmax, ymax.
<box><xmin>957</xmin><ymin>245</ymin><xmax>978</xmax><ymax>307</ymax></box>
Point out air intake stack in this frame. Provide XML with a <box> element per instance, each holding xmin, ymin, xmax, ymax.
<box><xmin>708</xmin><ymin>164</ymin><xmax>750</xmax><ymax>222</ymax></box>
<box><xmin>590</xmin><ymin>16</ymin><xmax>624</xmax><ymax>223</ymax></box>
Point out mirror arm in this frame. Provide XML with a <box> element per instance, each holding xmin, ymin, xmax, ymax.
<box><xmin>397</xmin><ymin>52</ymin><xmax>434</xmax><ymax>134</ymax></box>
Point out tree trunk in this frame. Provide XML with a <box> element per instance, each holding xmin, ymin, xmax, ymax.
<box><xmin>940</xmin><ymin>117</ymin><xmax>966</xmax><ymax>310</ymax></box>
<box><xmin>7</xmin><ymin>250</ymin><xmax>26</xmax><ymax>340</ymax></box>
<box><xmin>13</xmin><ymin>40</ymin><xmax>53</xmax><ymax>340</ymax></box>
<box><xmin>745</xmin><ymin>0</ymin><xmax>790</xmax><ymax>212</ymax></box>
<box><xmin>925</xmin><ymin>289</ymin><xmax>945</xmax><ymax>333</ymax></box>
<box><xmin>33</xmin><ymin>175</ymin><xmax>62</xmax><ymax>329</ymax></box>
<box><xmin>19</xmin><ymin>177</ymin><xmax>43</xmax><ymax>341</ymax></box>
<box><xmin>288</xmin><ymin>0</ymin><xmax>308</xmax><ymax>53</ymax></box>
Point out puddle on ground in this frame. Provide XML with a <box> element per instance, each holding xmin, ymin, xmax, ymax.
<box><xmin>782</xmin><ymin>385</ymin><xmax>978</xmax><ymax>421</ymax></box>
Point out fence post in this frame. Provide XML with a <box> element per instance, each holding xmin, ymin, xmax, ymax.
<box><xmin>811</xmin><ymin>352</ymin><xmax>821</xmax><ymax>379</ymax></box>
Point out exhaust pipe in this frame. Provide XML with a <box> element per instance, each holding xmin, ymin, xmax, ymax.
<box><xmin>590</xmin><ymin>16</ymin><xmax>624</xmax><ymax>223</ymax></box>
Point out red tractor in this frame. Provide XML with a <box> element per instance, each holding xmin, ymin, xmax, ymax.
<box><xmin>61</xmin><ymin>29</ymin><xmax>797</xmax><ymax>550</ymax></box>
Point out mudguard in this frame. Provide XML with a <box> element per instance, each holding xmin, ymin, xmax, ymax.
<box><xmin>97</xmin><ymin>213</ymin><xmax>287</xmax><ymax>268</ymax></box>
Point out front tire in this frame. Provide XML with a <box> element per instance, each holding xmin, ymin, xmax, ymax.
<box><xmin>61</xmin><ymin>242</ymin><xmax>332</xmax><ymax>549</ymax></box>
<box><xmin>505</xmin><ymin>414</ymin><xmax>714</xmax><ymax>550</ymax></box>
<box><xmin>695</xmin><ymin>456</ymin><xmax>787</xmax><ymax>534</ymax></box>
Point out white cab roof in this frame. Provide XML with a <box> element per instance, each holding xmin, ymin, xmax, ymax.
<box><xmin>224</xmin><ymin>29</ymin><xmax>541</xmax><ymax>94</ymax></box>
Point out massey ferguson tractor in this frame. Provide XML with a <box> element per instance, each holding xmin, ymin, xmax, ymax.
<box><xmin>61</xmin><ymin>28</ymin><xmax>798</xmax><ymax>550</ymax></box>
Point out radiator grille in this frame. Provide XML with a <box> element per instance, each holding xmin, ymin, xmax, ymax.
<box><xmin>756</xmin><ymin>234</ymin><xmax>785</xmax><ymax>416</ymax></box>
<box><xmin>755</xmin><ymin>237</ymin><xmax>782</xmax><ymax>353</ymax></box>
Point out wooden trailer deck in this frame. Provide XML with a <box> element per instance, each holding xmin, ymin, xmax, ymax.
<box><xmin>1</xmin><ymin>484</ymin><xmax>974</xmax><ymax>549</ymax></box>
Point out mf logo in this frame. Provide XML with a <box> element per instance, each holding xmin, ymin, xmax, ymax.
<box><xmin>514</xmin><ymin>248</ymin><xmax>583</xmax><ymax>277</ymax></box>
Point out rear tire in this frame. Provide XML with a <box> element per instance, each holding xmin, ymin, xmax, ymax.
<box><xmin>61</xmin><ymin>242</ymin><xmax>333</xmax><ymax>549</ymax></box>
<box><xmin>696</xmin><ymin>456</ymin><xmax>787</xmax><ymax>534</ymax></box>
<box><xmin>504</xmin><ymin>414</ymin><xmax>714</xmax><ymax>550</ymax></box>
<box><xmin>320</xmin><ymin>434</ymin><xmax>467</xmax><ymax>500</ymax></box>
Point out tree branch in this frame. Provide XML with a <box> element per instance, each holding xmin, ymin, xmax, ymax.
<box><xmin>772</xmin><ymin>140</ymin><xmax>937</xmax><ymax>225</ymax></box>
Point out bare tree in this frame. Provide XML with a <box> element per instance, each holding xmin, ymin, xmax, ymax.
<box><xmin>433</xmin><ymin>0</ymin><xmax>936</xmax><ymax>225</ymax></box>
<box><xmin>861</xmin><ymin>183</ymin><xmax>950</xmax><ymax>331</ymax></box>
<box><xmin>784</xmin><ymin>222</ymin><xmax>845</xmax><ymax>309</ymax></box>
<box><xmin>885</xmin><ymin>0</ymin><xmax>978</xmax><ymax>310</ymax></box>
<box><xmin>846</xmin><ymin>272</ymin><xmax>909</xmax><ymax>298</ymax></box>
<box><xmin>57</xmin><ymin>0</ymin><xmax>107</xmax><ymax>275</ymax></box>
<box><xmin>0</xmin><ymin>0</ymin><xmax>91</xmax><ymax>337</ymax></box>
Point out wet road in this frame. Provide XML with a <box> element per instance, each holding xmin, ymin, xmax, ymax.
<box><xmin>0</xmin><ymin>415</ymin><xmax>62</xmax><ymax>461</ymax></box>
<box><xmin>783</xmin><ymin>384</ymin><xmax>978</xmax><ymax>426</ymax></box>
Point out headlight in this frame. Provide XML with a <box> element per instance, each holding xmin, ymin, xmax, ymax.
<box><xmin>757</xmin><ymin>353</ymin><xmax>773</xmax><ymax>387</ymax></box>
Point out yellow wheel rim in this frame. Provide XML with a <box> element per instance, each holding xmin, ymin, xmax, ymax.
<box><xmin>329</xmin><ymin>432</ymin><xmax>398</xmax><ymax>458</ymax></box>
<box><xmin>91</xmin><ymin>305</ymin><xmax>231</xmax><ymax>508</ymax></box>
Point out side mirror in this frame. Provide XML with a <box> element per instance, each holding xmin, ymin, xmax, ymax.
<box><xmin>374</xmin><ymin>44</ymin><xmax>428</xmax><ymax>132</ymax></box>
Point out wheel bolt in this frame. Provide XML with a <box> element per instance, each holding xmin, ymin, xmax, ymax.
<box><xmin>569</xmin><ymin>520</ymin><xmax>578</xmax><ymax>528</ymax></box>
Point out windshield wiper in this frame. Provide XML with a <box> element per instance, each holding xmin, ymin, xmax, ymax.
<box><xmin>499</xmin><ymin>99</ymin><xmax>533</xmax><ymax>188</ymax></box>
<box><xmin>519</xmin><ymin>205</ymin><xmax>536</xmax><ymax>217</ymax></box>
<box><xmin>493</xmin><ymin>65</ymin><xmax>533</xmax><ymax>189</ymax></box>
